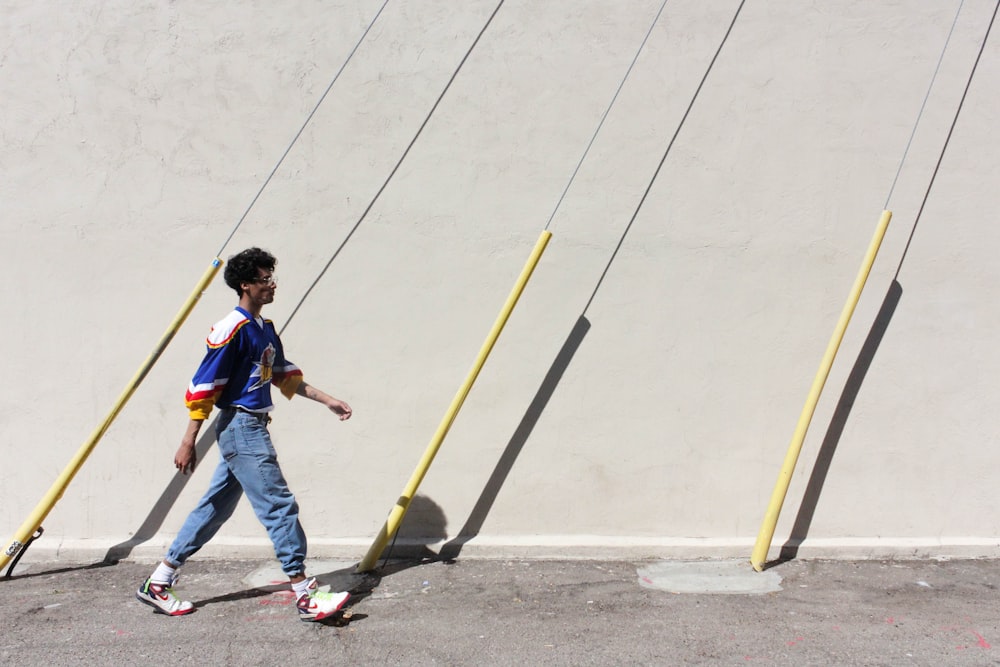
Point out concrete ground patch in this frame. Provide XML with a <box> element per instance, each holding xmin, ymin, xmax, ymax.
<box><xmin>637</xmin><ymin>559</ymin><xmax>783</xmax><ymax>594</ymax></box>
<box><xmin>243</xmin><ymin>559</ymin><xmax>361</xmax><ymax>591</ymax></box>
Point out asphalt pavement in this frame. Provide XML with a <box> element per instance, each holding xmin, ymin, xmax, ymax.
<box><xmin>1</xmin><ymin>556</ymin><xmax>997</xmax><ymax>666</ymax></box>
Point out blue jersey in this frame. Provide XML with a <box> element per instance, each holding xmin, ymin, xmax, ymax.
<box><xmin>185</xmin><ymin>307</ymin><xmax>303</xmax><ymax>419</ymax></box>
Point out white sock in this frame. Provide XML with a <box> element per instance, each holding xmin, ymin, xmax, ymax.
<box><xmin>151</xmin><ymin>561</ymin><xmax>177</xmax><ymax>584</ymax></box>
<box><xmin>291</xmin><ymin>578</ymin><xmax>313</xmax><ymax>599</ymax></box>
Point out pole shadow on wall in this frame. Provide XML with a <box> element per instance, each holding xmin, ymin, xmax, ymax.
<box><xmin>440</xmin><ymin>0</ymin><xmax>748</xmax><ymax>560</ymax></box>
<box><xmin>778</xmin><ymin>280</ymin><xmax>901</xmax><ymax>560</ymax></box>
<box><xmin>103</xmin><ymin>418</ymin><xmax>220</xmax><ymax>563</ymax></box>
<box><xmin>439</xmin><ymin>316</ymin><xmax>590</xmax><ymax>561</ymax></box>
<box><xmin>777</xmin><ymin>0</ymin><xmax>997</xmax><ymax>560</ymax></box>
<box><xmin>280</xmin><ymin>0</ymin><xmax>507</xmax><ymax>335</ymax></box>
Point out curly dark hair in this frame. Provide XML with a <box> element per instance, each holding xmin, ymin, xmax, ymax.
<box><xmin>224</xmin><ymin>247</ymin><xmax>276</xmax><ymax>296</ymax></box>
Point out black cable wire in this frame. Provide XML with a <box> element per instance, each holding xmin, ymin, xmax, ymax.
<box><xmin>215</xmin><ymin>0</ymin><xmax>391</xmax><ymax>258</ymax></box>
<box><xmin>884</xmin><ymin>0</ymin><xmax>966</xmax><ymax>210</ymax></box>
<box><xmin>543</xmin><ymin>0</ymin><xmax>671</xmax><ymax>232</ymax></box>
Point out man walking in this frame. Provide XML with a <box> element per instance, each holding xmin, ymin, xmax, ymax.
<box><xmin>136</xmin><ymin>247</ymin><xmax>353</xmax><ymax>622</ymax></box>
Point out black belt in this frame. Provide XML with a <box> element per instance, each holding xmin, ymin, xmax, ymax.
<box><xmin>226</xmin><ymin>406</ymin><xmax>271</xmax><ymax>422</ymax></box>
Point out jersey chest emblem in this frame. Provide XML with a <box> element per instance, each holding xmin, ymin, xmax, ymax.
<box><xmin>249</xmin><ymin>343</ymin><xmax>276</xmax><ymax>391</ymax></box>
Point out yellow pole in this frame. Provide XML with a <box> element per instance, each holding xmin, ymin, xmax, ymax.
<box><xmin>750</xmin><ymin>211</ymin><xmax>892</xmax><ymax>572</ymax></box>
<box><xmin>1</xmin><ymin>258</ymin><xmax>223</xmax><ymax>570</ymax></box>
<box><xmin>357</xmin><ymin>231</ymin><xmax>552</xmax><ymax>572</ymax></box>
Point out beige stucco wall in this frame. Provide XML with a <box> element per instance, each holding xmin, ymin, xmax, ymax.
<box><xmin>2</xmin><ymin>0</ymin><xmax>998</xmax><ymax>564</ymax></box>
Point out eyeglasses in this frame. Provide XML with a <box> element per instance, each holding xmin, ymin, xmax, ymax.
<box><xmin>251</xmin><ymin>275</ymin><xmax>277</xmax><ymax>286</ymax></box>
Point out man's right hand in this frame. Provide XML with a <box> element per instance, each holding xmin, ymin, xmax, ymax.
<box><xmin>175</xmin><ymin>441</ymin><xmax>197</xmax><ymax>475</ymax></box>
<box><xmin>175</xmin><ymin>419</ymin><xmax>204</xmax><ymax>475</ymax></box>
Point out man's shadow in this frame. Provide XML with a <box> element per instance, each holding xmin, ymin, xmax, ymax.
<box><xmin>103</xmin><ymin>419</ymin><xmax>220</xmax><ymax>564</ymax></box>
<box><xmin>2</xmin><ymin>420</ymin><xmax>220</xmax><ymax>581</ymax></box>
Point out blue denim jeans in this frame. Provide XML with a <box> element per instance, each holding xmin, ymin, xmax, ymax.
<box><xmin>166</xmin><ymin>409</ymin><xmax>307</xmax><ymax>576</ymax></box>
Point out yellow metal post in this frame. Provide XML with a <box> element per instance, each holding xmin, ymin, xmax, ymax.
<box><xmin>1</xmin><ymin>258</ymin><xmax>223</xmax><ymax>571</ymax></box>
<box><xmin>356</xmin><ymin>231</ymin><xmax>552</xmax><ymax>572</ymax></box>
<box><xmin>750</xmin><ymin>211</ymin><xmax>892</xmax><ymax>572</ymax></box>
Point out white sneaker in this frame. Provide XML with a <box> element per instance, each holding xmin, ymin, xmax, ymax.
<box><xmin>136</xmin><ymin>576</ymin><xmax>195</xmax><ymax>616</ymax></box>
<box><xmin>296</xmin><ymin>578</ymin><xmax>350</xmax><ymax>622</ymax></box>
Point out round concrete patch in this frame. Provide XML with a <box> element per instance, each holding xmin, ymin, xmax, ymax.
<box><xmin>637</xmin><ymin>560</ymin><xmax>782</xmax><ymax>595</ymax></box>
<box><xmin>243</xmin><ymin>560</ymin><xmax>361</xmax><ymax>590</ymax></box>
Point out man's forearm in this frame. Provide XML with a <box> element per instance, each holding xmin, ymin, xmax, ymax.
<box><xmin>183</xmin><ymin>418</ymin><xmax>203</xmax><ymax>444</ymax></box>
<box><xmin>295</xmin><ymin>381</ymin><xmax>352</xmax><ymax>420</ymax></box>
<box><xmin>295</xmin><ymin>381</ymin><xmax>330</xmax><ymax>403</ymax></box>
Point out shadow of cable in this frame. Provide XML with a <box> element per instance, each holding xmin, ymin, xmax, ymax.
<box><xmin>103</xmin><ymin>418</ymin><xmax>220</xmax><ymax>563</ymax></box>
<box><xmin>280</xmin><ymin>0</ymin><xmax>508</xmax><ymax>335</ymax></box>
<box><xmin>439</xmin><ymin>315</ymin><xmax>590</xmax><ymax>561</ymax></box>
<box><xmin>580</xmin><ymin>0</ymin><xmax>748</xmax><ymax>315</ymax></box>
<box><xmin>778</xmin><ymin>280</ymin><xmax>902</xmax><ymax>561</ymax></box>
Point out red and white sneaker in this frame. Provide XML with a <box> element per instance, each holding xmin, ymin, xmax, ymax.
<box><xmin>135</xmin><ymin>576</ymin><xmax>194</xmax><ymax>616</ymax></box>
<box><xmin>296</xmin><ymin>578</ymin><xmax>350</xmax><ymax>622</ymax></box>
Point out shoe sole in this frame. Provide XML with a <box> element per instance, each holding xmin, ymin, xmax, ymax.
<box><xmin>135</xmin><ymin>591</ymin><xmax>195</xmax><ymax>616</ymax></box>
<box><xmin>300</xmin><ymin>592</ymin><xmax>351</xmax><ymax>622</ymax></box>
